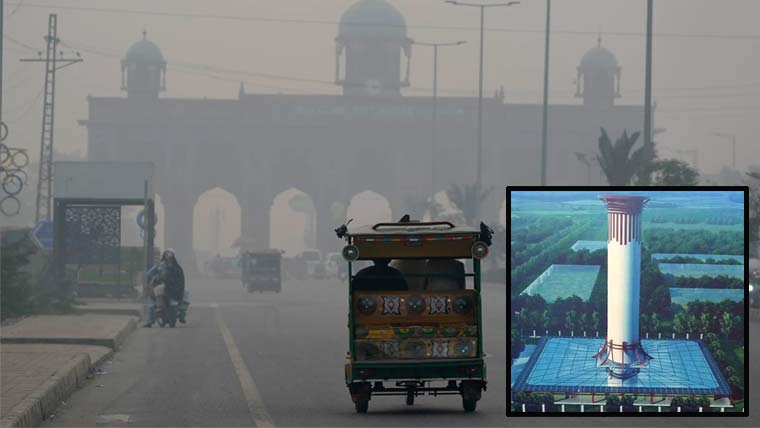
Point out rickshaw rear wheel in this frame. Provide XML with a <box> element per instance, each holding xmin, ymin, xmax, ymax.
<box><xmin>463</xmin><ymin>399</ymin><xmax>477</xmax><ymax>412</ymax></box>
<box><xmin>355</xmin><ymin>400</ymin><xmax>369</xmax><ymax>413</ymax></box>
<box><xmin>406</xmin><ymin>392</ymin><xmax>414</xmax><ymax>406</ymax></box>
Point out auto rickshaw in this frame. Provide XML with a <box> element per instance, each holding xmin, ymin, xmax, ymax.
<box><xmin>335</xmin><ymin>220</ymin><xmax>493</xmax><ymax>413</ymax></box>
<box><xmin>241</xmin><ymin>249</ymin><xmax>284</xmax><ymax>293</ymax></box>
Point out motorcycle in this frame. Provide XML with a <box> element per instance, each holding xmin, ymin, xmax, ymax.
<box><xmin>153</xmin><ymin>284</ymin><xmax>179</xmax><ymax>328</ymax></box>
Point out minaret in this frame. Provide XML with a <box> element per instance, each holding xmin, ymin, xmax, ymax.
<box><xmin>593</xmin><ymin>194</ymin><xmax>652</xmax><ymax>379</ymax></box>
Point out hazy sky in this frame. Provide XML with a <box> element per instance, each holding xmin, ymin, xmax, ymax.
<box><xmin>3</xmin><ymin>0</ymin><xmax>759</xmax><ymax>175</ymax></box>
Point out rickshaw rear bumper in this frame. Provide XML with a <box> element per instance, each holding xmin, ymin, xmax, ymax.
<box><xmin>345</xmin><ymin>359</ymin><xmax>486</xmax><ymax>384</ymax></box>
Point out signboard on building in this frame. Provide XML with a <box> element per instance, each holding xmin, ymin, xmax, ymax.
<box><xmin>53</xmin><ymin>161</ymin><xmax>154</xmax><ymax>200</ymax></box>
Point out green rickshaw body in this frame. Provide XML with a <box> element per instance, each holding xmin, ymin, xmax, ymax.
<box><xmin>338</xmin><ymin>221</ymin><xmax>491</xmax><ymax>412</ymax></box>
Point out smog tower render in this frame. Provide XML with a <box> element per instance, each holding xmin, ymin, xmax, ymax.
<box><xmin>593</xmin><ymin>195</ymin><xmax>653</xmax><ymax>379</ymax></box>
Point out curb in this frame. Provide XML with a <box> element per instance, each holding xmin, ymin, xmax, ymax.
<box><xmin>0</xmin><ymin>353</ymin><xmax>91</xmax><ymax>428</ymax></box>
<box><xmin>74</xmin><ymin>307</ymin><xmax>143</xmax><ymax>318</ymax></box>
<box><xmin>0</xmin><ymin>316</ymin><xmax>137</xmax><ymax>350</ymax></box>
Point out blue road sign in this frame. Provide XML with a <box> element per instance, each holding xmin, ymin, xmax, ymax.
<box><xmin>30</xmin><ymin>220</ymin><xmax>53</xmax><ymax>250</ymax></box>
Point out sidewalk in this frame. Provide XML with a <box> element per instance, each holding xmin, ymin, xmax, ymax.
<box><xmin>0</xmin><ymin>313</ymin><xmax>138</xmax><ymax>428</ymax></box>
<box><xmin>1</xmin><ymin>314</ymin><xmax>137</xmax><ymax>349</ymax></box>
<box><xmin>73</xmin><ymin>298</ymin><xmax>144</xmax><ymax>318</ymax></box>
<box><xmin>0</xmin><ymin>344</ymin><xmax>111</xmax><ymax>428</ymax></box>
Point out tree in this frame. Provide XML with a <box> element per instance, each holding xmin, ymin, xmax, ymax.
<box><xmin>445</xmin><ymin>184</ymin><xmax>493</xmax><ymax>226</ymax></box>
<box><xmin>673</xmin><ymin>312</ymin><xmax>688</xmax><ymax>335</ymax></box>
<box><xmin>651</xmin><ymin>313</ymin><xmax>661</xmax><ymax>333</ymax></box>
<box><xmin>564</xmin><ymin>310</ymin><xmax>577</xmax><ymax>332</ymax></box>
<box><xmin>606</xmin><ymin>395</ymin><xmax>621</xmax><ymax>408</ymax></box>
<box><xmin>699</xmin><ymin>312</ymin><xmax>712</xmax><ymax>333</ymax></box>
<box><xmin>596</xmin><ymin>128</ymin><xmax>655</xmax><ymax>186</ymax></box>
<box><xmin>719</xmin><ymin>312</ymin><xmax>735</xmax><ymax>337</ymax></box>
<box><xmin>640</xmin><ymin>313</ymin><xmax>651</xmax><ymax>334</ymax></box>
<box><xmin>591</xmin><ymin>311</ymin><xmax>601</xmax><ymax>334</ymax></box>
<box><xmin>651</xmin><ymin>159</ymin><xmax>699</xmax><ymax>186</ymax></box>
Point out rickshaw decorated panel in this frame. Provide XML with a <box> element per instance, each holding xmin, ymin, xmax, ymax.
<box><xmin>353</xmin><ymin>290</ymin><xmax>478</xmax><ymax>324</ymax></box>
<box><xmin>352</xmin><ymin>290</ymin><xmax>480</xmax><ymax>361</ymax></box>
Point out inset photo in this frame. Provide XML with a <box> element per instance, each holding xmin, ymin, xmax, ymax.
<box><xmin>508</xmin><ymin>187</ymin><xmax>748</xmax><ymax>416</ymax></box>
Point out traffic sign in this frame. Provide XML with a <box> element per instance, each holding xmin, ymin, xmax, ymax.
<box><xmin>30</xmin><ymin>220</ymin><xmax>53</xmax><ymax>250</ymax></box>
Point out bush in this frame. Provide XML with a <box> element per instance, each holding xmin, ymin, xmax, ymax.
<box><xmin>1</xmin><ymin>229</ymin><xmax>36</xmax><ymax>319</ymax></box>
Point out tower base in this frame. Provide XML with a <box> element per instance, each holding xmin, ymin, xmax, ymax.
<box><xmin>592</xmin><ymin>338</ymin><xmax>653</xmax><ymax>379</ymax></box>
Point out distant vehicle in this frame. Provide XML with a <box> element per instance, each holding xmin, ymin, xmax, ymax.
<box><xmin>325</xmin><ymin>252</ymin><xmax>342</xmax><ymax>278</ymax></box>
<box><xmin>207</xmin><ymin>256</ymin><xmax>241</xmax><ymax>279</ymax></box>
<box><xmin>300</xmin><ymin>248</ymin><xmax>323</xmax><ymax>277</ymax></box>
<box><xmin>241</xmin><ymin>249</ymin><xmax>283</xmax><ymax>293</ymax></box>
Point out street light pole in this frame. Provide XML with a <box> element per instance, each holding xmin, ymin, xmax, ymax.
<box><xmin>415</xmin><ymin>40</ymin><xmax>467</xmax><ymax>198</ymax></box>
<box><xmin>540</xmin><ymin>0</ymin><xmax>551</xmax><ymax>186</ymax></box>
<box><xmin>445</xmin><ymin>1</ymin><xmax>519</xmax><ymax>220</ymax></box>
<box><xmin>643</xmin><ymin>0</ymin><xmax>654</xmax><ymax>150</ymax></box>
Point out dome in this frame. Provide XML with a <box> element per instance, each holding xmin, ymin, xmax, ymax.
<box><xmin>579</xmin><ymin>44</ymin><xmax>618</xmax><ymax>72</ymax></box>
<box><xmin>125</xmin><ymin>36</ymin><xmax>165</xmax><ymax>64</ymax></box>
<box><xmin>339</xmin><ymin>0</ymin><xmax>407</xmax><ymax>40</ymax></box>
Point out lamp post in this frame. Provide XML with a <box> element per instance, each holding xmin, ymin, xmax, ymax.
<box><xmin>643</xmin><ymin>0</ymin><xmax>654</xmax><ymax>150</ymax></box>
<box><xmin>445</xmin><ymin>0</ymin><xmax>519</xmax><ymax>220</ymax></box>
<box><xmin>415</xmin><ymin>40</ymin><xmax>467</xmax><ymax>197</ymax></box>
<box><xmin>540</xmin><ymin>0</ymin><xmax>551</xmax><ymax>186</ymax></box>
<box><xmin>711</xmin><ymin>132</ymin><xmax>737</xmax><ymax>170</ymax></box>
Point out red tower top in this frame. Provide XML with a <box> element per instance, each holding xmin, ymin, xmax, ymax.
<box><xmin>600</xmin><ymin>195</ymin><xmax>649</xmax><ymax>245</ymax></box>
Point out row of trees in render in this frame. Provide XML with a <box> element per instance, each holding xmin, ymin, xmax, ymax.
<box><xmin>644</xmin><ymin>228</ymin><xmax>744</xmax><ymax>255</ymax></box>
<box><xmin>670</xmin><ymin>275</ymin><xmax>744</xmax><ymax>289</ymax></box>
<box><xmin>510</xmin><ymin>221</ymin><xmax>594</xmax><ymax>296</ymax></box>
<box><xmin>673</xmin><ymin>300</ymin><xmax>744</xmax><ymax>339</ymax></box>
<box><xmin>656</xmin><ymin>255</ymin><xmax>742</xmax><ymax>265</ymax></box>
<box><xmin>512</xmin><ymin>294</ymin><xmax>604</xmax><ymax>336</ymax></box>
<box><xmin>703</xmin><ymin>332</ymin><xmax>744</xmax><ymax>399</ymax></box>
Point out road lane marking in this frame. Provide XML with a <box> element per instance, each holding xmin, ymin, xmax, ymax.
<box><xmin>214</xmin><ymin>307</ymin><xmax>275</xmax><ymax>427</ymax></box>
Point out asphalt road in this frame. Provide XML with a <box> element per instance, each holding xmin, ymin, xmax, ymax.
<box><xmin>44</xmin><ymin>276</ymin><xmax>508</xmax><ymax>427</ymax></box>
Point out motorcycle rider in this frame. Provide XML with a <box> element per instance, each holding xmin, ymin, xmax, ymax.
<box><xmin>144</xmin><ymin>249</ymin><xmax>186</xmax><ymax>327</ymax></box>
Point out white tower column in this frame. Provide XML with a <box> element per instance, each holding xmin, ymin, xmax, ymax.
<box><xmin>593</xmin><ymin>195</ymin><xmax>652</xmax><ymax>379</ymax></box>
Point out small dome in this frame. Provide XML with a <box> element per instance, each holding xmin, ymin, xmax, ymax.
<box><xmin>339</xmin><ymin>0</ymin><xmax>407</xmax><ymax>40</ymax></box>
<box><xmin>125</xmin><ymin>36</ymin><xmax>165</xmax><ymax>64</ymax></box>
<box><xmin>579</xmin><ymin>44</ymin><xmax>618</xmax><ymax>72</ymax></box>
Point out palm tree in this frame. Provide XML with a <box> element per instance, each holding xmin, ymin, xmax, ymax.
<box><xmin>446</xmin><ymin>184</ymin><xmax>493</xmax><ymax>226</ymax></box>
<box><xmin>596</xmin><ymin>128</ymin><xmax>655</xmax><ymax>185</ymax></box>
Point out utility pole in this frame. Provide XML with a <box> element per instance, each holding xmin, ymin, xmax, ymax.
<box><xmin>445</xmin><ymin>1</ymin><xmax>519</xmax><ymax>220</ymax></box>
<box><xmin>540</xmin><ymin>0</ymin><xmax>551</xmax><ymax>186</ymax></box>
<box><xmin>21</xmin><ymin>14</ymin><xmax>82</xmax><ymax>223</ymax></box>
<box><xmin>643</xmin><ymin>0</ymin><xmax>654</xmax><ymax>150</ymax></box>
<box><xmin>414</xmin><ymin>40</ymin><xmax>466</xmax><ymax>197</ymax></box>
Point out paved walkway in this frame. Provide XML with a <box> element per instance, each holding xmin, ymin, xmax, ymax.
<box><xmin>0</xmin><ymin>313</ymin><xmax>137</xmax><ymax>427</ymax></box>
<box><xmin>1</xmin><ymin>314</ymin><xmax>137</xmax><ymax>349</ymax></box>
<box><xmin>0</xmin><ymin>344</ymin><xmax>112</xmax><ymax>428</ymax></box>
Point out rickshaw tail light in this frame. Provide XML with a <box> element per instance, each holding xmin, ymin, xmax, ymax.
<box><xmin>342</xmin><ymin>245</ymin><xmax>359</xmax><ymax>262</ymax></box>
<box><xmin>471</xmin><ymin>241</ymin><xmax>489</xmax><ymax>259</ymax></box>
<box><xmin>358</xmin><ymin>368</ymin><xmax>372</xmax><ymax>378</ymax></box>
